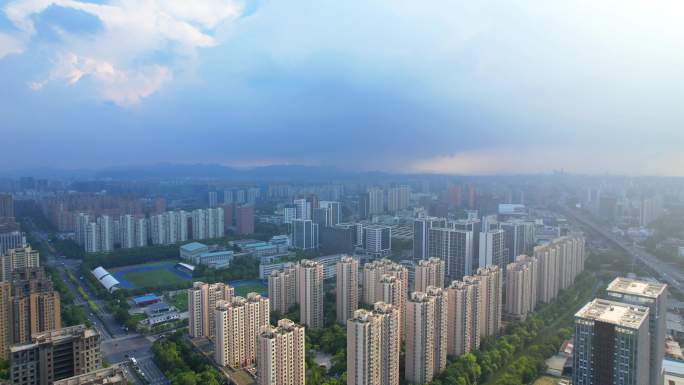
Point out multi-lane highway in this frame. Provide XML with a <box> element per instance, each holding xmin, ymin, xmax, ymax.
<box><xmin>563</xmin><ymin>206</ymin><xmax>684</xmax><ymax>294</ymax></box>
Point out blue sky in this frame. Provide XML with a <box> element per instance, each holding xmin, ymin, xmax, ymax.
<box><xmin>1</xmin><ymin>0</ymin><xmax>684</xmax><ymax>175</ymax></box>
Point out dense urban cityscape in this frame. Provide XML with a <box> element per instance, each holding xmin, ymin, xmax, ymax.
<box><xmin>0</xmin><ymin>174</ymin><xmax>681</xmax><ymax>385</ymax></box>
<box><xmin>2</xmin><ymin>1</ymin><xmax>683</xmax><ymax>385</ymax></box>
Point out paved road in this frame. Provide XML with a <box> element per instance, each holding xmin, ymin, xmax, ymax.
<box><xmin>563</xmin><ymin>207</ymin><xmax>684</xmax><ymax>294</ymax></box>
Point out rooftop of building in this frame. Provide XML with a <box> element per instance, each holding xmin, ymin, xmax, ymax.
<box><xmin>180</xmin><ymin>242</ymin><xmax>208</xmax><ymax>252</ymax></box>
<box><xmin>576</xmin><ymin>298</ymin><xmax>649</xmax><ymax>329</ymax></box>
<box><xmin>607</xmin><ymin>277</ymin><xmax>667</xmax><ymax>298</ymax></box>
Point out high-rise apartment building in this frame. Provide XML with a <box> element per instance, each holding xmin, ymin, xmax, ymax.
<box><xmin>386</xmin><ymin>186</ymin><xmax>410</xmax><ymax>212</ymax></box>
<box><xmin>187</xmin><ymin>282</ymin><xmax>234</xmax><ymax>338</ymax></box>
<box><xmin>405</xmin><ymin>287</ymin><xmax>448</xmax><ymax>385</ymax></box>
<box><xmin>214</xmin><ymin>293</ymin><xmax>270</xmax><ymax>368</ymax></box>
<box><xmin>256</xmin><ymin>319</ymin><xmax>306</xmax><ymax>385</ymax></box>
<box><xmin>505</xmin><ymin>255</ymin><xmax>538</xmax><ymax>320</ymax></box>
<box><xmin>573</xmin><ymin>299</ymin><xmax>650</xmax><ymax>385</ymax></box>
<box><xmin>0</xmin><ymin>194</ymin><xmax>13</xmax><ymax>219</ymax></box>
<box><xmin>428</xmin><ymin>227</ymin><xmax>473</xmax><ymax>282</ymax></box>
<box><xmin>0</xmin><ymin>246</ymin><xmax>40</xmax><ymax>282</ymax></box>
<box><xmin>606</xmin><ymin>277</ymin><xmax>667</xmax><ymax>385</ymax></box>
<box><xmin>0</xmin><ymin>231</ymin><xmax>26</xmax><ymax>257</ymax></box>
<box><xmin>476</xmin><ymin>266</ymin><xmax>502</xmax><ymax>338</ymax></box>
<box><xmin>414</xmin><ymin>257</ymin><xmax>445</xmax><ymax>292</ymax></box>
<box><xmin>336</xmin><ymin>256</ymin><xmax>358</xmax><ymax>325</ymax></box>
<box><xmin>208</xmin><ymin>191</ymin><xmax>218</xmax><ymax>208</ymax></box>
<box><xmin>292</xmin><ymin>219</ymin><xmax>319</xmax><ymax>250</ymax></box>
<box><xmin>412</xmin><ymin>217</ymin><xmax>447</xmax><ymax>260</ymax></box>
<box><xmin>268</xmin><ymin>266</ymin><xmax>297</xmax><ymax>314</ymax></box>
<box><xmin>191</xmin><ymin>208</ymin><xmax>224</xmax><ymax>240</ymax></box>
<box><xmin>347</xmin><ymin>303</ymin><xmax>401</xmax><ymax>385</ymax></box>
<box><xmin>499</xmin><ymin>220</ymin><xmax>535</xmax><ymax>263</ymax></box>
<box><xmin>368</xmin><ymin>188</ymin><xmax>385</xmax><ymax>215</ymax></box>
<box><xmin>534</xmin><ymin>235</ymin><xmax>586</xmax><ymax>304</ymax></box>
<box><xmin>446</xmin><ymin>277</ymin><xmax>481</xmax><ymax>356</ymax></box>
<box><xmin>362</xmin><ymin>259</ymin><xmax>409</xmax><ymax>305</ymax></box>
<box><xmin>479</xmin><ymin>229</ymin><xmax>506</xmax><ymax>271</ymax></box>
<box><xmin>10</xmin><ymin>325</ymin><xmax>101</xmax><ymax>385</ymax></box>
<box><xmin>297</xmin><ymin>260</ymin><xmax>324</xmax><ymax>329</ymax></box>
<box><xmin>235</xmin><ymin>205</ymin><xmax>255</xmax><ymax>235</ymax></box>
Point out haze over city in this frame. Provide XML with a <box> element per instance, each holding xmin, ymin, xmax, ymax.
<box><xmin>2</xmin><ymin>1</ymin><xmax>684</xmax><ymax>175</ymax></box>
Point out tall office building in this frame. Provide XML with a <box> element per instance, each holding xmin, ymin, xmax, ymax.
<box><xmin>362</xmin><ymin>259</ymin><xmax>409</xmax><ymax>305</ymax></box>
<box><xmin>412</xmin><ymin>217</ymin><xmax>446</xmax><ymax>260</ymax></box>
<box><xmin>534</xmin><ymin>235</ymin><xmax>586</xmax><ymax>304</ymax></box>
<box><xmin>414</xmin><ymin>258</ymin><xmax>445</xmax><ymax>292</ymax></box>
<box><xmin>256</xmin><ymin>319</ymin><xmax>305</xmax><ymax>385</ymax></box>
<box><xmin>428</xmin><ymin>227</ymin><xmax>473</xmax><ymax>282</ymax></box>
<box><xmin>479</xmin><ymin>229</ymin><xmax>506</xmax><ymax>271</ymax></box>
<box><xmin>292</xmin><ymin>219</ymin><xmax>319</xmax><ymax>250</ymax></box>
<box><xmin>10</xmin><ymin>325</ymin><xmax>101</xmax><ymax>385</ymax></box>
<box><xmin>297</xmin><ymin>260</ymin><xmax>324</xmax><ymax>329</ymax></box>
<box><xmin>476</xmin><ymin>266</ymin><xmax>502</xmax><ymax>338</ymax></box>
<box><xmin>606</xmin><ymin>277</ymin><xmax>667</xmax><ymax>385</ymax></box>
<box><xmin>214</xmin><ymin>293</ymin><xmax>270</xmax><ymax>368</ymax></box>
<box><xmin>446</xmin><ymin>277</ymin><xmax>481</xmax><ymax>356</ymax></box>
<box><xmin>293</xmin><ymin>199</ymin><xmax>311</xmax><ymax>220</ymax></box>
<box><xmin>0</xmin><ymin>246</ymin><xmax>40</xmax><ymax>282</ymax></box>
<box><xmin>387</xmin><ymin>186</ymin><xmax>410</xmax><ymax>212</ymax></box>
<box><xmin>347</xmin><ymin>303</ymin><xmax>401</xmax><ymax>385</ymax></box>
<box><xmin>405</xmin><ymin>287</ymin><xmax>448</xmax><ymax>385</ymax></box>
<box><xmin>319</xmin><ymin>201</ymin><xmax>341</xmax><ymax>226</ymax></box>
<box><xmin>573</xmin><ymin>299</ymin><xmax>650</xmax><ymax>385</ymax></box>
<box><xmin>505</xmin><ymin>255</ymin><xmax>538</xmax><ymax>320</ymax></box>
<box><xmin>268</xmin><ymin>266</ymin><xmax>297</xmax><ymax>314</ymax></box>
<box><xmin>362</xmin><ymin>225</ymin><xmax>391</xmax><ymax>257</ymax></box>
<box><xmin>336</xmin><ymin>256</ymin><xmax>358</xmax><ymax>325</ymax></box>
<box><xmin>368</xmin><ymin>188</ymin><xmax>385</xmax><ymax>215</ymax></box>
<box><xmin>187</xmin><ymin>282</ymin><xmax>234</xmax><ymax>338</ymax></box>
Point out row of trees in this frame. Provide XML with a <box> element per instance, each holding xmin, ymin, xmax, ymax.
<box><xmin>152</xmin><ymin>331</ymin><xmax>223</xmax><ymax>385</ymax></box>
<box><xmin>427</xmin><ymin>272</ymin><xmax>596</xmax><ymax>385</ymax></box>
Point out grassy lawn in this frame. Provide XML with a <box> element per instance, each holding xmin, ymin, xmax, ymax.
<box><xmin>533</xmin><ymin>376</ymin><xmax>560</xmax><ymax>385</ymax></box>
<box><xmin>234</xmin><ymin>283</ymin><xmax>267</xmax><ymax>297</ymax></box>
<box><xmin>123</xmin><ymin>269</ymin><xmax>184</xmax><ymax>288</ymax></box>
<box><xmin>167</xmin><ymin>292</ymin><xmax>188</xmax><ymax>311</ymax></box>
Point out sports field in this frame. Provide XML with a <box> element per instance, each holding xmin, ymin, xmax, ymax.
<box><xmin>230</xmin><ymin>279</ymin><xmax>267</xmax><ymax>297</ymax></box>
<box><xmin>110</xmin><ymin>260</ymin><xmax>192</xmax><ymax>289</ymax></box>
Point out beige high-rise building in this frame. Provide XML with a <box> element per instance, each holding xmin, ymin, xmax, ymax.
<box><xmin>446</xmin><ymin>277</ymin><xmax>480</xmax><ymax>356</ymax></box>
<box><xmin>476</xmin><ymin>266</ymin><xmax>502</xmax><ymax>338</ymax></box>
<box><xmin>268</xmin><ymin>265</ymin><xmax>297</xmax><ymax>314</ymax></box>
<box><xmin>214</xmin><ymin>293</ymin><xmax>270</xmax><ymax>368</ymax></box>
<box><xmin>297</xmin><ymin>259</ymin><xmax>324</xmax><ymax>329</ymax></box>
<box><xmin>414</xmin><ymin>258</ymin><xmax>445</xmax><ymax>292</ymax></box>
<box><xmin>405</xmin><ymin>287</ymin><xmax>448</xmax><ymax>385</ymax></box>
<box><xmin>505</xmin><ymin>255</ymin><xmax>538</xmax><ymax>320</ymax></box>
<box><xmin>10</xmin><ymin>325</ymin><xmax>101</xmax><ymax>385</ymax></box>
<box><xmin>0</xmin><ymin>246</ymin><xmax>40</xmax><ymax>282</ymax></box>
<box><xmin>377</xmin><ymin>275</ymin><xmax>405</xmax><ymax>338</ymax></box>
<box><xmin>3</xmin><ymin>268</ymin><xmax>61</xmax><ymax>358</ymax></box>
<box><xmin>347</xmin><ymin>302</ymin><xmax>400</xmax><ymax>385</ymax></box>
<box><xmin>0</xmin><ymin>281</ymin><xmax>11</xmax><ymax>360</ymax></box>
<box><xmin>534</xmin><ymin>235</ymin><xmax>585</xmax><ymax>304</ymax></box>
<box><xmin>336</xmin><ymin>256</ymin><xmax>358</xmax><ymax>325</ymax></box>
<box><xmin>256</xmin><ymin>319</ymin><xmax>305</xmax><ymax>385</ymax></box>
<box><xmin>362</xmin><ymin>259</ymin><xmax>408</xmax><ymax>305</ymax></box>
<box><xmin>188</xmin><ymin>282</ymin><xmax>234</xmax><ymax>338</ymax></box>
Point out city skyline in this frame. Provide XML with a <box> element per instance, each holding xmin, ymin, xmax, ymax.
<box><xmin>2</xmin><ymin>2</ymin><xmax>684</xmax><ymax>175</ymax></box>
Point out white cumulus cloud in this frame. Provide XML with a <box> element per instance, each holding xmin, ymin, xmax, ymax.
<box><xmin>2</xmin><ymin>0</ymin><xmax>244</xmax><ymax>106</ymax></box>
